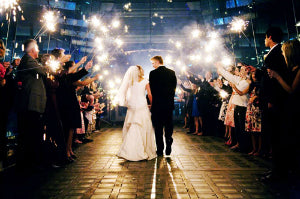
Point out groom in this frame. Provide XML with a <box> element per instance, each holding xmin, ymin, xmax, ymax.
<box><xmin>149</xmin><ymin>56</ymin><xmax>177</xmax><ymax>156</ymax></box>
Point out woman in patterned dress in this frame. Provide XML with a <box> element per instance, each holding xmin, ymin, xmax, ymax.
<box><xmin>245</xmin><ymin>70</ymin><xmax>262</xmax><ymax>156</ymax></box>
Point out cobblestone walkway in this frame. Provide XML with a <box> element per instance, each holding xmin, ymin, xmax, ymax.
<box><xmin>2</xmin><ymin>127</ymin><xmax>280</xmax><ymax>199</ymax></box>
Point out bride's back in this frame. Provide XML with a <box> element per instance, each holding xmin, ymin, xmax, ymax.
<box><xmin>126</xmin><ymin>79</ymin><xmax>148</xmax><ymax>109</ymax></box>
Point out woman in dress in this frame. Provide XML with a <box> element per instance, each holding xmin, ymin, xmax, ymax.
<box><xmin>268</xmin><ymin>39</ymin><xmax>300</xmax><ymax>174</ymax></box>
<box><xmin>245</xmin><ymin>70</ymin><xmax>262</xmax><ymax>156</ymax></box>
<box><xmin>116</xmin><ymin>65</ymin><xmax>157</xmax><ymax>161</ymax></box>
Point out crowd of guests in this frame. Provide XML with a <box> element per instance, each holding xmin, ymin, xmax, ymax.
<box><xmin>178</xmin><ymin>27</ymin><xmax>300</xmax><ymax>182</ymax></box>
<box><xmin>0</xmin><ymin>39</ymin><xmax>106</xmax><ymax>171</ymax></box>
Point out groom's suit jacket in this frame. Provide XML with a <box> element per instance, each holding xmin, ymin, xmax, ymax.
<box><xmin>149</xmin><ymin>66</ymin><xmax>177</xmax><ymax>113</ymax></box>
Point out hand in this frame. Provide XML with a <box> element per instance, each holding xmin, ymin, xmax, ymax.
<box><xmin>198</xmin><ymin>75</ymin><xmax>203</xmax><ymax>80</ymax></box>
<box><xmin>3</xmin><ymin>62</ymin><xmax>10</xmax><ymax>69</ymax></box>
<box><xmin>93</xmin><ymin>73</ymin><xmax>100</xmax><ymax>80</ymax></box>
<box><xmin>268</xmin><ymin>103</ymin><xmax>273</xmax><ymax>109</ymax></box>
<box><xmin>79</xmin><ymin>56</ymin><xmax>87</xmax><ymax>64</ymax></box>
<box><xmin>85</xmin><ymin>60</ymin><xmax>93</xmax><ymax>70</ymax></box>
<box><xmin>267</xmin><ymin>69</ymin><xmax>279</xmax><ymax>79</ymax></box>
<box><xmin>177</xmin><ymin>79</ymin><xmax>182</xmax><ymax>85</ymax></box>
<box><xmin>148</xmin><ymin>105</ymin><xmax>152</xmax><ymax>110</ymax></box>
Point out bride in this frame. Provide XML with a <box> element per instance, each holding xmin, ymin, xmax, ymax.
<box><xmin>116</xmin><ymin>65</ymin><xmax>157</xmax><ymax>161</ymax></box>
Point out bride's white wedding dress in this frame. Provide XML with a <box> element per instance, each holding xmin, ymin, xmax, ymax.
<box><xmin>117</xmin><ymin>78</ymin><xmax>157</xmax><ymax>161</ymax></box>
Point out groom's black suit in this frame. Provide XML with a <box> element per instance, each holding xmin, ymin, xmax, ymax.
<box><xmin>149</xmin><ymin>66</ymin><xmax>177</xmax><ymax>155</ymax></box>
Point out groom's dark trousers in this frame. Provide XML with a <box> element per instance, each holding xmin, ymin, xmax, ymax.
<box><xmin>151</xmin><ymin>109</ymin><xmax>173</xmax><ymax>154</ymax></box>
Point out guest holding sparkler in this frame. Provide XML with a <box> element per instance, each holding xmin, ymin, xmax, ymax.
<box><xmin>16</xmin><ymin>39</ymin><xmax>47</xmax><ymax>170</ymax></box>
<box><xmin>217</xmin><ymin>64</ymin><xmax>250</xmax><ymax>152</ymax></box>
<box><xmin>56</xmin><ymin>58</ymin><xmax>99</xmax><ymax>162</ymax></box>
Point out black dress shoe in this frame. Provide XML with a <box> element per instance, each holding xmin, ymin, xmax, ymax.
<box><xmin>157</xmin><ymin>152</ymin><xmax>163</xmax><ymax>156</ymax></box>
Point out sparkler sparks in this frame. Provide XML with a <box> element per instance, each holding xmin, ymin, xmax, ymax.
<box><xmin>123</xmin><ymin>2</ymin><xmax>132</xmax><ymax>11</ymax></box>
<box><xmin>46</xmin><ymin>57</ymin><xmax>60</xmax><ymax>72</ymax></box>
<box><xmin>219</xmin><ymin>90</ymin><xmax>229</xmax><ymax>99</ymax></box>
<box><xmin>0</xmin><ymin>0</ymin><xmax>22</xmax><ymax>14</ymax></box>
<box><xmin>112</xmin><ymin>20</ymin><xmax>120</xmax><ymax>28</ymax></box>
<box><xmin>221</xmin><ymin>57</ymin><xmax>233</xmax><ymax>67</ymax></box>
<box><xmin>175</xmin><ymin>41</ymin><xmax>182</xmax><ymax>49</ymax></box>
<box><xmin>192</xmin><ymin>29</ymin><xmax>201</xmax><ymax>38</ymax></box>
<box><xmin>230</xmin><ymin>18</ymin><xmax>248</xmax><ymax>33</ymax></box>
<box><xmin>115</xmin><ymin>38</ymin><xmax>123</xmax><ymax>47</ymax></box>
<box><xmin>90</xmin><ymin>15</ymin><xmax>101</xmax><ymax>27</ymax></box>
<box><xmin>42</xmin><ymin>11</ymin><xmax>58</xmax><ymax>32</ymax></box>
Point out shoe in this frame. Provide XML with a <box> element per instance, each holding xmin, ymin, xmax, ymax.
<box><xmin>66</xmin><ymin>156</ymin><xmax>75</xmax><ymax>163</ymax></box>
<box><xmin>157</xmin><ymin>151</ymin><xmax>163</xmax><ymax>156</ymax></box>
<box><xmin>71</xmin><ymin>154</ymin><xmax>77</xmax><ymax>159</ymax></box>
<box><xmin>196</xmin><ymin>132</ymin><xmax>203</xmax><ymax>136</ymax></box>
<box><xmin>74</xmin><ymin>139</ymin><xmax>83</xmax><ymax>144</ymax></box>
<box><xmin>82</xmin><ymin>138</ymin><xmax>93</xmax><ymax>143</ymax></box>
<box><xmin>166</xmin><ymin>146</ymin><xmax>172</xmax><ymax>156</ymax></box>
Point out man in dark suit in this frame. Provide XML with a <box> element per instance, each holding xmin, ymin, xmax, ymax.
<box><xmin>149</xmin><ymin>56</ymin><xmax>177</xmax><ymax>156</ymax></box>
<box><xmin>260</xmin><ymin>27</ymin><xmax>289</xmax><ymax>181</ymax></box>
<box><xmin>16</xmin><ymin>39</ymin><xmax>47</xmax><ymax>170</ymax></box>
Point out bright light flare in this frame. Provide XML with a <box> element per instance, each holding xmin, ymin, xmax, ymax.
<box><xmin>123</xmin><ymin>2</ymin><xmax>132</xmax><ymax>11</ymax></box>
<box><xmin>90</xmin><ymin>16</ymin><xmax>101</xmax><ymax>27</ymax></box>
<box><xmin>103</xmin><ymin>70</ymin><xmax>109</xmax><ymax>76</ymax></box>
<box><xmin>175</xmin><ymin>41</ymin><xmax>182</xmax><ymax>49</ymax></box>
<box><xmin>93</xmin><ymin>64</ymin><xmax>100</xmax><ymax>72</ymax></box>
<box><xmin>112</xmin><ymin>20</ymin><xmax>120</xmax><ymax>28</ymax></box>
<box><xmin>165</xmin><ymin>55</ymin><xmax>172</xmax><ymax>64</ymax></box>
<box><xmin>97</xmin><ymin>54</ymin><xmax>108</xmax><ymax>63</ymax></box>
<box><xmin>230</xmin><ymin>18</ymin><xmax>248</xmax><ymax>32</ymax></box>
<box><xmin>0</xmin><ymin>0</ymin><xmax>22</xmax><ymax>14</ymax></box>
<box><xmin>46</xmin><ymin>57</ymin><xmax>60</xmax><ymax>72</ymax></box>
<box><xmin>222</xmin><ymin>57</ymin><xmax>233</xmax><ymax>67</ymax></box>
<box><xmin>115</xmin><ymin>38</ymin><xmax>123</xmax><ymax>47</ymax></box>
<box><xmin>100</xmin><ymin>26</ymin><xmax>109</xmax><ymax>33</ymax></box>
<box><xmin>115</xmin><ymin>77</ymin><xmax>122</xmax><ymax>84</ymax></box>
<box><xmin>219</xmin><ymin>90</ymin><xmax>229</xmax><ymax>99</ymax></box>
<box><xmin>108</xmin><ymin>80</ymin><xmax>115</xmax><ymax>89</ymax></box>
<box><xmin>192</xmin><ymin>29</ymin><xmax>201</xmax><ymax>38</ymax></box>
<box><xmin>205</xmin><ymin>55</ymin><xmax>213</xmax><ymax>63</ymax></box>
<box><xmin>42</xmin><ymin>11</ymin><xmax>57</xmax><ymax>32</ymax></box>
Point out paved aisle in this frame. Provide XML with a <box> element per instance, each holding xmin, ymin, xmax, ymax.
<box><xmin>2</xmin><ymin>128</ymin><xmax>276</xmax><ymax>198</ymax></box>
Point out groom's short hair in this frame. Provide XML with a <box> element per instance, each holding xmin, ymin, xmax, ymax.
<box><xmin>151</xmin><ymin>56</ymin><xmax>163</xmax><ymax>64</ymax></box>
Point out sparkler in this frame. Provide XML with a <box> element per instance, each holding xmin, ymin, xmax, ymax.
<box><xmin>115</xmin><ymin>38</ymin><xmax>123</xmax><ymax>47</ymax></box>
<box><xmin>221</xmin><ymin>57</ymin><xmax>233</xmax><ymax>67</ymax></box>
<box><xmin>230</xmin><ymin>18</ymin><xmax>248</xmax><ymax>33</ymax></box>
<box><xmin>175</xmin><ymin>41</ymin><xmax>182</xmax><ymax>49</ymax></box>
<box><xmin>90</xmin><ymin>15</ymin><xmax>101</xmax><ymax>27</ymax></box>
<box><xmin>42</xmin><ymin>11</ymin><xmax>58</xmax><ymax>32</ymax></box>
<box><xmin>219</xmin><ymin>90</ymin><xmax>228</xmax><ymax>99</ymax></box>
<box><xmin>165</xmin><ymin>55</ymin><xmax>172</xmax><ymax>64</ymax></box>
<box><xmin>205</xmin><ymin>55</ymin><xmax>213</xmax><ymax>63</ymax></box>
<box><xmin>0</xmin><ymin>0</ymin><xmax>22</xmax><ymax>14</ymax></box>
<box><xmin>124</xmin><ymin>25</ymin><xmax>129</xmax><ymax>33</ymax></box>
<box><xmin>46</xmin><ymin>57</ymin><xmax>60</xmax><ymax>72</ymax></box>
<box><xmin>112</xmin><ymin>20</ymin><xmax>120</xmax><ymax>28</ymax></box>
<box><xmin>123</xmin><ymin>2</ymin><xmax>132</xmax><ymax>11</ymax></box>
<box><xmin>103</xmin><ymin>70</ymin><xmax>109</xmax><ymax>76</ymax></box>
<box><xmin>93</xmin><ymin>64</ymin><xmax>100</xmax><ymax>72</ymax></box>
<box><xmin>192</xmin><ymin>29</ymin><xmax>201</xmax><ymax>38</ymax></box>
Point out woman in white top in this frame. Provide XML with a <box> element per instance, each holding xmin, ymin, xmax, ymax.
<box><xmin>218</xmin><ymin>65</ymin><xmax>250</xmax><ymax>151</ymax></box>
<box><xmin>116</xmin><ymin>65</ymin><xmax>157</xmax><ymax>161</ymax></box>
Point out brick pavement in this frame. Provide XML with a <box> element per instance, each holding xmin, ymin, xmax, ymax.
<box><xmin>1</xmin><ymin>127</ymin><xmax>285</xmax><ymax>199</ymax></box>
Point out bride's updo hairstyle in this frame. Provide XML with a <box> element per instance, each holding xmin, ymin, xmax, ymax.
<box><xmin>136</xmin><ymin>65</ymin><xmax>144</xmax><ymax>79</ymax></box>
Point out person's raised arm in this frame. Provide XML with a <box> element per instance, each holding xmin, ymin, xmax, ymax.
<box><xmin>69</xmin><ymin>56</ymin><xmax>87</xmax><ymax>73</ymax></box>
<box><xmin>268</xmin><ymin>68</ymin><xmax>300</xmax><ymax>94</ymax></box>
<box><xmin>73</xmin><ymin>74</ymin><xmax>99</xmax><ymax>87</ymax></box>
<box><xmin>231</xmin><ymin>83</ymin><xmax>250</xmax><ymax>96</ymax></box>
<box><xmin>217</xmin><ymin>67</ymin><xmax>240</xmax><ymax>85</ymax></box>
